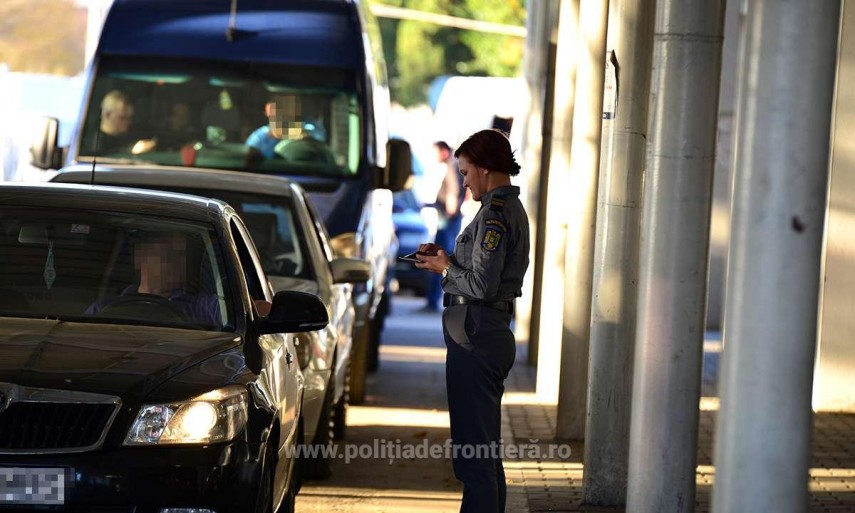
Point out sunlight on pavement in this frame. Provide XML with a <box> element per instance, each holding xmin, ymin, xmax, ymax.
<box><xmin>503</xmin><ymin>391</ymin><xmax>551</xmax><ymax>406</ymax></box>
<box><xmin>348</xmin><ymin>406</ymin><xmax>450</xmax><ymax>428</ymax></box>
<box><xmin>298</xmin><ymin>487</ymin><xmax>461</xmax><ymax>513</ymax></box>
<box><xmin>700</xmin><ymin>397</ymin><xmax>721</xmax><ymax>411</ymax></box>
<box><xmin>379</xmin><ymin>344</ymin><xmax>446</xmax><ymax>363</ymax></box>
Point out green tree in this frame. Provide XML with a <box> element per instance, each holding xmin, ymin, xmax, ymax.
<box><xmin>374</xmin><ymin>0</ymin><xmax>526</xmax><ymax>106</ymax></box>
<box><xmin>0</xmin><ymin>0</ymin><xmax>87</xmax><ymax>75</ymax></box>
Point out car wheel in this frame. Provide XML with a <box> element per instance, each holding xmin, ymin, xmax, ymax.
<box><xmin>367</xmin><ymin>290</ymin><xmax>390</xmax><ymax>373</ymax></box>
<box><xmin>348</xmin><ymin>320</ymin><xmax>370</xmax><ymax>405</ymax></box>
<box><xmin>332</xmin><ymin>358</ymin><xmax>349</xmax><ymax>441</ymax></box>
<box><xmin>304</xmin><ymin>377</ymin><xmax>335</xmax><ymax>480</ymax></box>
<box><xmin>255</xmin><ymin>446</ymin><xmax>274</xmax><ymax>513</ymax></box>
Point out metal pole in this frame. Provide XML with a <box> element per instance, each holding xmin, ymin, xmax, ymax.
<box><xmin>517</xmin><ymin>0</ymin><xmax>560</xmax><ymax>367</ymax></box>
<box><xmin>535</xmin><ymin>0</ymin><xmax>580</xmax><ymax>404</ymax></box>
<box><xmin>584</xmin><ymin>0</ymin><xmax>656</xmax><ymax>504</ymax></box>
<box><xmin>625</xmin><ymin>0</ymin><xmax>725</xmax><ymax>511</ymax></box>
<box><xmin>712</xmin><ymin>1</ymin><xmax>841</xmax><ymax>511</ymax></box>
<box><xmin>556</xmin><ymin>0</ymin><xmax>610</xmax><ymax>440</ymax></box>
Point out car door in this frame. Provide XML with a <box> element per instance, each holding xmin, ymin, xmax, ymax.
<box><xmin>301</xmin><ymin>192</ymin><xmax>355</xmax><ymax>381</ymax></box>
<box><xmin>228</xmin><ymin>216</ymin><xmax>302</xmax><ymax>458</ymax></box>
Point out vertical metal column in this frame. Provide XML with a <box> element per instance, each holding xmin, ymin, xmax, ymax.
<box><xmin>584</xmin><ymin>0</ymin><xmax>656</xmax><ymax>503</ymax></box>
<box><xmin>556</xmin><ymin>0</ymin><xmax>610</xmax><ymax>440</ymax></box>
<box><xmin>517</xmin><ymin>0</ymin><xmax>560</xmax><ymax>366</ymax></box>
<box><xmin>712</xmin><ymin>1</ymin><xmax>841</xmax><ymax>512</ymax></box>
<box><xmin>534</xmin><ymin>0</ymin><xmax>580</xmax><ymax>404</ymax></box>
<box><xmin>625</xmin><ymin>1</ymin><xmax>725</xmax><ymax>511</ymax></box>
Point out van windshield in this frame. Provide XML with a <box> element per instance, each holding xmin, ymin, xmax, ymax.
<box><xmin>79</xmin><ymin>56</ymin><xmax>362</xmax><ymax>177</ymax></box>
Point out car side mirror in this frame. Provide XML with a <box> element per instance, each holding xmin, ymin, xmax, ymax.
<box><xmin>375</xmin><ymin>138</ymin><xmax>412</xmax><ymax>192</ymax></box>
<box><xmin>256</xmin><ymin>290</ymin><xmax>329</xmax><ymax>334</ymax></box>
<box><xmin>29</xmin><ymin>116</ymin><xmax>62</xmax><ymax>170</ymax></box>
<box><xmin>331</xmin><ymin>257</ymin><xmax>371</xmax><ymax>284</ymax></box>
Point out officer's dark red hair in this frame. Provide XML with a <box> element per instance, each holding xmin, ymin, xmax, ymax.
<box><xmin>454</xmin><ymin>129</ymin><xmax>521</xmax><ymax>176</ymax></box>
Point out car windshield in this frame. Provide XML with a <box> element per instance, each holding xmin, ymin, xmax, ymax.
<box><xmin>78</xmin><ymin>56</ymin><xmax>361</xmax><ymax>177</ymax></box>
<box><xmin>0</xmin><ymin>207</ymin><xmax>235</xmax><ymax>331</ymax></box>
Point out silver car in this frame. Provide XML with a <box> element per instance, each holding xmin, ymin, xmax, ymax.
<box><xmin>52</xmin><ymin>167</ymin><xmax>370</xmax><ymax>479</ymax></box>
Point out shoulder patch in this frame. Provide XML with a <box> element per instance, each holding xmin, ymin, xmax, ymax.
<box><xmin>481</xmin><ymin>227</ymin><xmax>503</xmax><ymax>252</ymax></box>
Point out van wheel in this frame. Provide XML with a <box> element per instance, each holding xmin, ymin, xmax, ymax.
<box><xmin>305</xmin><ymin>376</ymin><xmax>335</xmax><ymax>480</ymax></box>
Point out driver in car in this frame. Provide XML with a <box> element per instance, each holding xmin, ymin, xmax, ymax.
<box><xmin>86</xmin><ymin>231</ymin><xmax>221</xmax><ymax>326</ymax></box>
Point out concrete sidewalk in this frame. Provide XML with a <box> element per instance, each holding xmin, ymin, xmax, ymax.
<box><xmin>501</xmin><ymin>334</ymin><xmax>855</xmax><ymax>512</ymax></box>
<box><xmin>297</xmin><ymin>295</ymin><xmax>855</xmax><ymax>512</ymax></box>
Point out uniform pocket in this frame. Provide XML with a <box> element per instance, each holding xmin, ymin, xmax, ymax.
<box><xmin>454</xmin><ymin>233</ymin><xmax>471</xmax><ymax>265</ymax></box>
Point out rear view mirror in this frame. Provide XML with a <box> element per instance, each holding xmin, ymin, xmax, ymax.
<box><xmin>377</xmin><ymin>138</ymin><xmax>412</xmax><ymax>192</ymax></box>
<box><xmin>256</xmin><ymin>290</ymin><xmax>329</xmax><ymax>334</ymax></box>
<box><xmin>331</xmin><ymin>257</ymin><xmax>371</xmax><ymax>284</ymax></box>
<box><xmin>29</xmin><ymin>116</ymin><xmax>61</xmax><ymax>170</ymax></box>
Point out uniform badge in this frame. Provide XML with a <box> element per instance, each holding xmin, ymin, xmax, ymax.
<box><xmin>481</xmin><ymin>227</ymin><xmax>503</xmax><ymax>252</ymax></box>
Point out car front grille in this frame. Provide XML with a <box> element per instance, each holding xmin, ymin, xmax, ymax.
<box><xmin>0</xmin><ymin>401</ymin><xmax>118</xmax><ymax>453</ymax></box>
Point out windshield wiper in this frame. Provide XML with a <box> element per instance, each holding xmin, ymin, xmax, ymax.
<box><xmin>77</xmin><ymin>157</ymin><xmax>157</xmax><ymax>166</ymax></box>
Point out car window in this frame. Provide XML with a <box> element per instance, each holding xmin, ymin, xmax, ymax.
<box><xmin>304</xmin><ymin>193</ymin><xmax>336</xmax><ymax>264</ymax></box>
<box><xmin>229</xmin><ymin>218</ymin><xmax>271</xmax><ymax>303</ymax></box>
<box><xmin>150</xmin><ymin>187</ymin><xmax>313</xmax><ymax>281</ymax></box>
<box><xmin>0</xmin><ymin>207</ymin><xmax>234</xmax><ymax>331</ymax></box>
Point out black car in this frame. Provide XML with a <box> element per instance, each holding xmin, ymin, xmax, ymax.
<box><xmin>0</xmin><ymin>183</ymin><xmax>328</xmax><ymax>513</ymax></box>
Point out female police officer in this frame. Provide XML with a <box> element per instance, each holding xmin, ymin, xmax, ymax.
<box><xmin>415</xmin><ymin>129</ymin><xmax>529</xmax><ymax>512</ymax></box>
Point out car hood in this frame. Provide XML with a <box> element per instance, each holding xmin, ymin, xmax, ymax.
<box><xmin>0</xmin><ymin>317</ymin><xmax>242</xmax><ymax>401</ymax></box>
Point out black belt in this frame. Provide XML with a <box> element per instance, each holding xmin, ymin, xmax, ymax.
<box><xmin>443</xmin><ymin>294</ymin><xmax>514</xmax><ymax>315</ymax></box>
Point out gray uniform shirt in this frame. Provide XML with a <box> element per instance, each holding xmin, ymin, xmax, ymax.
<box><xmin>442</xmin><ymin>185</ymin><xmax>530</xmax><ymax>301</ymax></box>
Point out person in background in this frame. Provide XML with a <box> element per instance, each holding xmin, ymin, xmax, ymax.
<box><xmin>245</xmin><ymin>94</ymin><xmax>334</xmax><ymax>168</ymax></box>
<box><xmin>415</xmin><ymin>129</ymin><xmax>530</xmax><ymax>513</ymax></box>
<box><xmin>95</xmin><ymin>90</ymin><xmax>156</xmax><ymax>154</ymax></box>
<box><xmin>423</xmin><ymin>140</ymin><xmax>467</xmax><ymax>312</ymax></box>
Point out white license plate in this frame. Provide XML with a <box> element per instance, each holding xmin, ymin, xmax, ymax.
<box><xmin>0</xmin><ymin>467</ymin><xmax>66</xmax><ymax>505</ymax></box>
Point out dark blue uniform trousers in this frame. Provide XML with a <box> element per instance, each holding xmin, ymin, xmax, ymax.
<box><xmin>444</xmin><ymin>305</ymin><xmax>516</xmax><ymax>512</ymax></box>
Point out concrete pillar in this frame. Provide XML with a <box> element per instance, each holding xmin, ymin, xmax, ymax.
<box><xmin>584</xmin><ymin>0</ymin><xmax>656</xmax><ymax>504</ymax></box>
<box><xmin>556</xmin><ymin>0</ymin><xmax>610</xmax><ymax>440</ymax></box>
<box><xmin>517</xmin><ymin>0</ymin><xmax>560</xmax><ymax>366</ymax></box>
<box><xmin>625</xmin><ymin>1</ymin><xmax>725</xmax><ymax>511</ymax></box>
<box><xmin>534</xmin><ymin>0</ymin><xmax>581</xmax><ymax>404</ymax></box>
<box><xmin>712</xmin><ymin>1</ymin><xmax>841</xmax><ymax>511</ymax></box>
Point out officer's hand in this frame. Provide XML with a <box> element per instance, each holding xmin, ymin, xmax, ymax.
<box><xmin>415</xmin><ymin>248</ymin><xmax>450</xmax><ymax>274</ymax></box>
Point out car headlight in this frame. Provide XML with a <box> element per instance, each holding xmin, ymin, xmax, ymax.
<box><xmin>124</xmin><ymin>386</ymin><xmax>248</xmax><ymax>446</ymax></box>
<box><xmin>330</xmin><ymin>232</ymin><xmax>362</xmax><ymax>258</ymax></box>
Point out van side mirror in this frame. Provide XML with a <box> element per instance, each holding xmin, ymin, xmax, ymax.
<box><xmin>256</xmin><ymin>290</ymin><xmax>329</xmax><ymax>334</ymax></box>
<box><xmin>29</xmin><ymin>117</ymin><xmax>61</xmax><ymax>170</ymax></box>
<box><xmin>331</xmin><ymin>257</ymin><xmax>371</xmax><ymax>284</ymax></box>
<box><xmin>378</xmin><ymin>138</ymin><xmax>412</xmax><ymax>192</ymax></box>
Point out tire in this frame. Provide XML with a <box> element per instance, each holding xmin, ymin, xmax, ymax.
<box><xmin>348</xmin><ymin>321</ymin><xmax>370</xmax><ymax>405</ymax></box>
<box><xmin>332</xmin><ymin>358</ymin><xmax>349</xmax><ymax>441</ymax></box>
<box><xmin>367</xmin><ymin>290</ymin><xmax>390</xmax><ymax>373</ymax></box>
<box><xmin>255</xmin><ymin>446</ymin><xmax>274</xmax><ymax>513</ymax></box>
<box><xmin>304</xmin><ymin>377</ymin><xmax>335</xmax><ymax>480</ymax></box>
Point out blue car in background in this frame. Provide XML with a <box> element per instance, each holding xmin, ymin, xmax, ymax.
<box><xmin>392</xmin><ymin>156</ymin><xmax>436</xmax><ymax>296</ymax></box>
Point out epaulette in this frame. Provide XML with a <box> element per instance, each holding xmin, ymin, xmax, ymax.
<box><xmin>490</xmin><ymin>195</ymin><xmax>506</xmax><ymax>211</ymax></box>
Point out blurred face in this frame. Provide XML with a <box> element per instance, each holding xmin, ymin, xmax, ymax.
<box><xmin>135</xmin><ymin>234</ymin><xmax>187</xmax><ymax>294</ymax></box>
<box><xmin>435</xmin><ymin>146</ymin><xmax>450</xmax><ymax>163</ymax></box>
<box><xmin>102</xmin><ymin>101</ymin><xmax>134</xmax><ymax>135</ymax></box>
<box><xmin>458</xmin><ymin>154</ymin><xmax>485</xmax><ymax>201</ymax></box>
<box><xmin>266</xmin><ymin>96</ymin><xmax>303</xmax><ymax>139</ymax></box>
